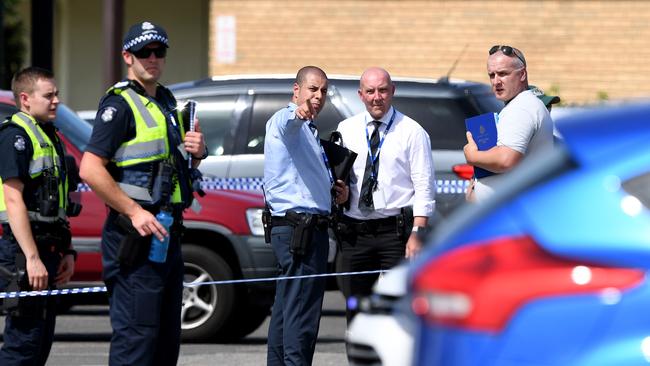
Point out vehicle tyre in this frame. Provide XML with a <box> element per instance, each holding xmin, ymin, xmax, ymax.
<box><xmin>181</xmin><ymin>244</ymin><xmax>236</xmax><ymax>342</ymax></box>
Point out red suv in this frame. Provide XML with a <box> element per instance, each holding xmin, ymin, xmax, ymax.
<box><xmin>0</xmin><ymin>91</ymin><xmax>275</xmax><ymax>341</ymax></box>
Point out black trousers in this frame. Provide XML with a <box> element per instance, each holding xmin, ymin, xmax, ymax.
<box><xmin>337</xmin><ymin>215</ymin><xmax>406</xmax><ymax>322</ymax></box>
<box><xmin>0</xmin><ymin>235</ymin><xmax>61</xmax><ymax>366</ymax></box>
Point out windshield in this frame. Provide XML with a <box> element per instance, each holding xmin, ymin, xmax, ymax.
<box><xmin>54</xmin><ymin>104</ymin><xmax>92</xmax><ymax>152</ymax></box>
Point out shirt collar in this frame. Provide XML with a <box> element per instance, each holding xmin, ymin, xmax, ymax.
<box><xmin>363</xmin><ymin>106</ymin><xmax>395</xmax><ymax>125</ymax></box>
<box><xmin>127</xmin><ymin>79</ymin><xmax>163</xmax><ymax>99</ymax></box>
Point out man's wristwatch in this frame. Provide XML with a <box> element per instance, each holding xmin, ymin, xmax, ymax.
<box><xmin>194</xmin><ymin>146</ymin><xmax>209</xmax><ymax>160</ymax></box>
<box><xmin>411</xmin><ymin>226</ymin><xmax>424</xmax><ymax>234</ymax></box>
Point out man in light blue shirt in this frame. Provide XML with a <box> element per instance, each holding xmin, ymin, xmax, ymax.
<box><xmin>264</xmin><ymin>66</ymin><xmax>348</xmax><ymax>366</ymax></box>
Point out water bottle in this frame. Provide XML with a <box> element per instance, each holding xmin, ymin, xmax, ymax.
<box><xmin>149</xmin><ymin>210</ymin><xmax>173</xmax><ymax>263</ymax></box>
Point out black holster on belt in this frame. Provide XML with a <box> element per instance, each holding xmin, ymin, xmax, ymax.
<box><xmin>0</xmin><ymin>253</ymin><xmax>51</xmax><ymax>319</ymax></box>
<box><xmin>115</xmin><ymin>214</ymin><xmax>150</xmax><ymax>266</ymax></box>
<box><xmin>397</xmin><ymin>206</ymin><xmax>414</xmax><ymax>241</ymax></box>
<box><xmin>32</xmin><ymin>222</ymin><xmax>71</xmax><ymax>252</ymax></box>
<box><xmin>285</xmin><ymin>211</ymin><xmax>316</xmax><ymax>256</ymax></box>
<box><xmin>0</xmin><ymin>261</ymin><xmax>23</xmax><ymax>314</ymax></box>
<box><xmin>262</xmin><ymin>207</ymin><xmax>272</xmax><ymax>244</ymax></box>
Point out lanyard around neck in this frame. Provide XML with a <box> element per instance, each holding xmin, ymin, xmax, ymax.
<box><xmin>365</xmin><ymin>109</ymin><xmax>396</xmax><ymax>173</ymax></box>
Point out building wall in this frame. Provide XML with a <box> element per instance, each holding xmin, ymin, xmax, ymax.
<box><xmin>209</xmin><ymin>0</ymin><xmax>650</xmax><ymax>104</ymax></box>
<box><xmin>52</xmin><ymin>0</ymin><xmax>209</xmax><ymax>110</ymax></box>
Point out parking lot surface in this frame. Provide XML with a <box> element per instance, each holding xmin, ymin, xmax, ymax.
<box><xmin>0</xmin><ymin>291</ymin><xmax>347</xmax><ymax>366</ymax></box>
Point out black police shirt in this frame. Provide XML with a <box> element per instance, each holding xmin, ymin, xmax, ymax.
<box><xmin>85</xmin><ymin>80</ymin><xmax>178</xmax><ymax>161</ymax></box>
<box><xmin>0</xmin><ymin>120</ymin><xmax>64</xmax><ymax>207</ymax></box>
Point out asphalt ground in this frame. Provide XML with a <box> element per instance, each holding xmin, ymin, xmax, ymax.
<box><xmin>0</xmin><ymin>291</ymin><xmax>348</xmax><ymax>366</ymax></box>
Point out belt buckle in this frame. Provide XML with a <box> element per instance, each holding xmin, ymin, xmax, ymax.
<box><xmin>358</xmin><ymin>222</ymin><xmax>369</xmax><ymax>233</ymax></box>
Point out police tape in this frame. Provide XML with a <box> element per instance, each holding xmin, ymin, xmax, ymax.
<box><xmin>0</xmin><ymin>269</ymin><xmax>387</xmax><ymax>299</ymax></box>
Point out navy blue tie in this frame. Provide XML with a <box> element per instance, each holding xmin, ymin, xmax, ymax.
<box><xmin>359</xmin><ymin>121</ymin><xmax>381</xmax><ymax>211</ymax></box>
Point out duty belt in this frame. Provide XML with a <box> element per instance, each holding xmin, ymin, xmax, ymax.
<box><xmin>271</xmin><ymin>213</ymin><xmax>329</xmax><ymax>231</ymax></box>
<box><xmin>338</xmin><ymin>215</ymin><xmax>399</xmax><ymax>234</ymax></box>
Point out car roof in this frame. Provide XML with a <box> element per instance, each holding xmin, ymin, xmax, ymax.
<box><xmin>169</xmin><ymin>74</ymin><xmax>494</xmax><ymax>99</ymax></box>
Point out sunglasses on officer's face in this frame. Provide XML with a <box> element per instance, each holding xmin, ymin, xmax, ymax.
<box><xmin>131</xmin><ymin>47</ymin><xmax>167</xmax><ymax>59</ymax></box>
<box><xmin>489</xmin><ymin>45</ymin><xmax>526</xmax><ymax>67</ymax></box>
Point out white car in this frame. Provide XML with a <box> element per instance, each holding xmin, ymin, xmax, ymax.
<box><xmin>345</xmin><ymin>264</ymin><xmax>414</xmax><ymax>366</ymax></box>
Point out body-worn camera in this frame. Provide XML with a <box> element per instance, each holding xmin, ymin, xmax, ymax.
<box><xmin>152</xmin><ymin>161</ymin><xmax>174</xmax><ymax>206</ymax></box>
<box><xmin>39</xmin><ymin>169</ymin><xmax>59</xmax><ymax>217</ymax></box>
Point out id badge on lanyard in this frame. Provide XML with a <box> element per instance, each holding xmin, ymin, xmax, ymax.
<box><xmin>365</xmin><ymin>109</ymin><xmax>396</xmax><ymax>209</ymax></box>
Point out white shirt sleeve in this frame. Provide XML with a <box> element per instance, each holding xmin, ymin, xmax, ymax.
<box><xmin>408</xmin><ymin>126</ymin><xmax>436</xmax><ymax>217</ymax></box>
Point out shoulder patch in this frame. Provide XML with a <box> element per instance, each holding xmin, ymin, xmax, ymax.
<box><xmin>14</xmin><ymin>135</ymin><xmax>26</xmax><ymax>151</ymax></box>
<box><xmin>101</xmin><ymin>107</ymin><xmax>117</xmax><ymax>122</ymax></box>
<box><xmin>113</xmin><ymin>81</ymin><xmax>129</xmax><ymax>89</ymax></box>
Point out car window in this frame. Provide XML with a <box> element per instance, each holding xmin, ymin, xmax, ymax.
<box><xmin>54</xmin><ymin>104</ymin><xmax>92</xmax><ymax>152</ymax></box>
<box><xmin>245</xmin><ymin>94</ymin><xmax>344</xmax><ymax>154</ymax></box>
<box><xmin>392</xmin><ymin>97</ymin><xmax>470</xmax><ymax>150</ymax></box>
<box><xmin>188</xmin><ymin>95</ymin><xmax>240</xmax><ymax>156</ymax></box>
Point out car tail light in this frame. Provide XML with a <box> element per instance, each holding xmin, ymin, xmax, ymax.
<box><xmin>411</xmin><ymin>235</ymin><xmax>644</xmax><ymax>332</ymax></box>
<box><xmin>452</xmin><ymin>164</ymin><xmax>474</xmax><ymax>180</ymax></box>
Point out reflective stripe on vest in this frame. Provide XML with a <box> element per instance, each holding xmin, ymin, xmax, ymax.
<box><xmin>109</xmin><ymin>85</ymin><xmax>187</xmax><ymax>204</ymax></box>
<box><xmin>113</xmin><ymin>88</ymin><xmax>168</xmax><ymax>166</ymax></box>
<box><xmin>0</xmin><ymin>112</ymin><xmax>67</xmax><ymax>223</ymax></box>
<box><xmin>14</xmin><ymin>113</ymin><xmax>61</xmax><ymax>175</ymax></box>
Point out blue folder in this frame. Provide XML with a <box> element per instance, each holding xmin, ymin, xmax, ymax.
<box><xmin>465</xmin><ymin>113</ymin><xmax>498</xmax><ymax>179</ymax></box>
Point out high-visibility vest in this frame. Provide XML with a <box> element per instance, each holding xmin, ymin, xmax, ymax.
<box><xmin>0</xmin><ymin>112</ymin><xmax>67</xmax><ymax>223</ymax></box>
<box><xmin>108</xmin><ymin>84</ymin><xmax>187</xmax><ymax>204</ymax></box>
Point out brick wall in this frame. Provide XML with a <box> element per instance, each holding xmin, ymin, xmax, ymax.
<box><xmin>209</xmin><ymin>0</ymin><xmax>650</xmax><ymax>104</ymax></box>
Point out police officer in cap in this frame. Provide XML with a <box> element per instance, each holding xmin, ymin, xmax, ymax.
<box><xmin>80</xmin><ymin>21</ymin><xmax>206</xmax><ymax>365</ymax></box>
<box><xmin>0</xmin><ymin>67</ymin><xmax>78</xmax><ymax>365</ymax></box>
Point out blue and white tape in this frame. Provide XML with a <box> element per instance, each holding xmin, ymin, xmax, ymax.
<box><xmin>0</xmin><ymin>269</ymin><xmax>386</xmax><ymax>299</ymax></box>
<box><xmin>78</xmin><ymin>178</ymin><xmax>469</xmax><ymax>194</ymax></box>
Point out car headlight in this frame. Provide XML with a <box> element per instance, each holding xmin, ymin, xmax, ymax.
<box><xmin>349</xmin><ymin>294</ymin><xmax>399</xmax><ymax>315</ymax></box>
<box><xmin>245</xmin><ymin>208</ymin><xmax>265</xmax><ymax>236</ymax></box>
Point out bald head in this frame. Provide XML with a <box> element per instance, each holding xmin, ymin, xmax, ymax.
<box><xmin>358</xmin><ymin>67</ymin><xmax>395</xmax><ymax>120</ymax></box>
<box><xmin>360</xmin><ymin>67</ymin><xmax>392</xmax><ymax>89</ymax></box>
<box><xmin>295</xmin><ymin>66</ymin><xmax>327</xmax><ymax>86</ymax></box>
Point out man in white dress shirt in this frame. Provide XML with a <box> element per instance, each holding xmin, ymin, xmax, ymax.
<box><xmin>335</xmin><ymin>67</ymin><xmax>435</xmax><ymax>321</ymax></box>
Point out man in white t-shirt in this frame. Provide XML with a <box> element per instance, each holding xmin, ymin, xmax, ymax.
<box><xmin>464</xmin><ymin>45</ymin><xmax>554</xmax><ymax>202</ymax></box>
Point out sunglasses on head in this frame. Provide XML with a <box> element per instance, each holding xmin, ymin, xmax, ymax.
<box><xmin>130</xmin><ymin>47</ymin><xmax>167</xmax><ymax>59</ymax></box>
<box><xmin>489</xmin><ymin>45</ymin><xmax>526</xmax><ymax>67</ymax></box>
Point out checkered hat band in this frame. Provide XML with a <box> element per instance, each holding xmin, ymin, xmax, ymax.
<box><xmin>123</xmin><ymin>34</ymin><xmax>169</xmax><ymax>51</ymax></box>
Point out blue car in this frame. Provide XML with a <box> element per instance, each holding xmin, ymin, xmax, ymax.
<box><xmin>408</xmin><ymin>103</ymin><xmax>650</xmax><ymax>366</ymax></box>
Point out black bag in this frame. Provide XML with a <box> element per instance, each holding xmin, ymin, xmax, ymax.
<box><xmin>320</xmin><ymin>131</ymin><xmax>357</xmax><ymax>182</ymax></box>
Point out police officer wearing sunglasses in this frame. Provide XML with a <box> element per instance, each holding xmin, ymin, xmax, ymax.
<box><xmin>80</xmin><ymin>21</ymin><xmax>206</xmax><ymax>365</ymax></box>
<box><xmin>464</xmin><ymin>45</ymin><xmax>554</xmax><ymax>202</ymax></box>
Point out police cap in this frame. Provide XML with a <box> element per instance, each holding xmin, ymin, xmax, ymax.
<box><xmin>123</xmin><ymin>21</ymin><xmax>169</xmax><ymax>52</ymax></box>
